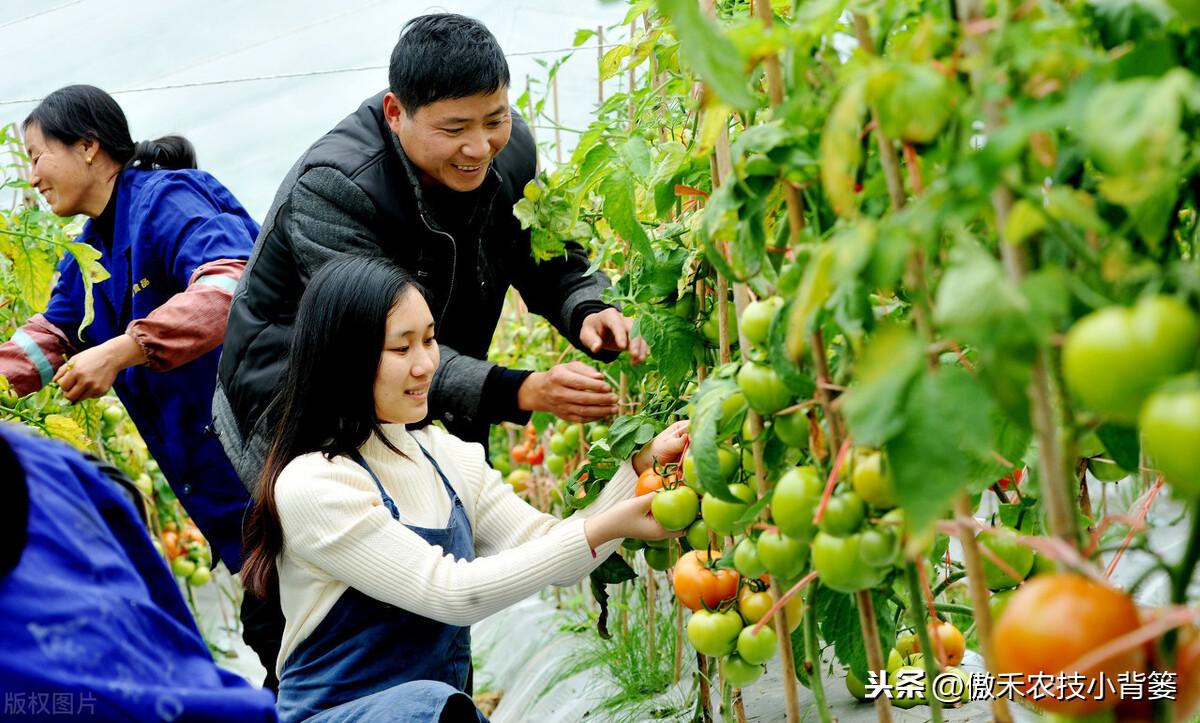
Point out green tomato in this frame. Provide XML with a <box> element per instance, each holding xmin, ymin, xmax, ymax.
<box><xmin>1062</xmin><ymin>296</ymin><xmax>1198</xmax><ymax>423</ymax></box>
<box><xmin>670</xmin><ymin>292</ymin><xmax>698</xmax><ymax>321</ymax></box>
<box><xmin>889</xmin><ymin>665</ymin><xmax>928</xmax><ymax>709</ymax></box>
<box><xmin>756</xmin><ymin>530</ymin><xmax>808</xmax><ymax>581</ymax></box>
<box><xmin>867</xmin><ymin>62</ymin><xmax>953</xmax><ymax>145</ymax></box>
<box><xmin>845</xmin><ymin>668</ymin><xmax>868</xmax><ymax>700</ymax></box>
<box><xmin>544</xmin><ymin>454</ymin><xmax>566</xmax><ymax>477</ymax></box>
<box><xmin>643</xmin><ymin>544</ymin><xmax>679</xmax><ymax>571</ymax></box>
<box><xmin>171</xmin><ymin>557</ymin><xmax>197</xmax><ymax>578</ymax></box>
<box><xmin>722</xmin><ymin>653</ymin><xmax>765</xmax><ymax>689</ymax></box>
<box><xmin>134</xmin><ymin>474</ymin><xmax>154</xmax><ymax>497</ymax></box>
<box><xmin>589</xmin><ymin>424</ymin><xmax>609</xmax><ymax>443</ymax></box>
<box><xmin>720</xmin><ymin>392</ymin><xmax>747</xmax><ymax>435</ymax></box>
<box><xmin>548</xmin><ymin>434</ymin><xmax>569</xmax><ymax>456</ymax></box>
<box><xmin>989</xmin><ymin>588</ymin><xmax>1014</xmax><ymax>622</ymax></box>
<box><xmin>733</xmin><ymin>537</ymin><xmax>766</xmax><ymax>578</ymax></box>
<box><xmin>858</xmin><ymin>527</ymin><xmax>900</xmax><ymax>568</ymax></box>
<box><xmin>188</xmin><ymin>566</ymin><xmax>212</xmax><ymax>587</ymax></box>
<box><xmin>491</xmin><ymin>455</ymin><xmax>512</xmax><ymax>476</ymax></box>
<box><xmin>652</xmin><ymin>486</ymin><xmax>700</xmax><ymax>531</ymax></box>
<box><xmin>1087</xmin><ymin>456</ymin><xmax>1132</xmax><ymax>482</ymax></box>
<box><xmin>686</xmin><ymin>519</ymin><xmax>712</xmax><ymax>552</ymax></box>
<box><xmin>702</xmin><ymin>303</ymin><xmax>738</xmax><ymax>347</ymax></box>
<box><xmin>851</xmin><ymin>450</ymin><xmax>897</xmax><ymax>510</ymax></box>
<box><xmin>736</xmin><ymin>624</ymin><xmax>778</xmax><ymax>665</ymax></box>
<box><xmin>771</xmin><ymin>466</ymin><xmax>822</xmax><ymax>539</ymax></box>
<box><xmin>887</xmin><ymin>648</ymin><xmax>905</xmax><ymax>676</ymax></box>
<box><xmin>737</xmin><ymin>362</ymin><xmax>793</xmax><ymax>416</ymax></box>
<box><xmin>811</xmin><ymin>532</ymin><xmax>889</xmax><ymax>593</ymax></box>
<box><xmin>1140</xmin><ymin>385</ymin><xmax>1200</xmax><ymax>497</ymax></box>
<box><xmin>896</xmin><ymin>631</ymin><xmax>918</xmax><ymax>658</ymax></box>
<box><xmin>687</xmin><ymin>609</ymin><xmax>743</xmax><ymax>656</ymax></box>
<box><xmin>702</xmin><ymin>483</ymin><xmax>756</xmax><ymax>535</ymax></box>
<box><xmin>682</xmin><ymin>447</ymin><xmax>740</xmax><ymax>489</ymax></box>
<box><xmin>817</xmin><ymin>491</ymin><xmax>867</xmax><ymax>537</ymax></box>
<box><xmin>101</xmin><ymin>404</ymin><xmax>124</xmax><ymax>432</ymax></box>
<box><xmin>773</xmin><ymin>411</ymin><xmax>808</xmax><ymax>450</ymax></box>
<box><xmin>943</xmin><ymin>666</ymin><xmax>972</xmax><ymax>704</ymax></box>
<box><xmin>621</xmin><ymin>537</ymin><xmax>645</xmax><ymax>552</ymax></box>
<box><xmin>562</xmin><ymin>425</ymin><xmax>582</xmax><ymax>450</ymax></box>
<box><xmin>741</xmin><ymin>296</ymin><xmax>783</xmax><ymax>348</ymax></box>
<box><xmin>977</xmin><ymin>526</ymin><xmax>1034</xmax><ymax>590</ymax></box>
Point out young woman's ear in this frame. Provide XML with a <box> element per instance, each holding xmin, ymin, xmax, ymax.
<box><xmin>0</xmin><ymin>436</ymin><xmax>29</xmax><ymax>578</ymax></box>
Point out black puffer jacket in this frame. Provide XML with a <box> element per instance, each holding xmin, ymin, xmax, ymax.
<box><xmin>213</xmin><ymin>91</ymin><xmax>612</xmax><ymax>486</ymax></box>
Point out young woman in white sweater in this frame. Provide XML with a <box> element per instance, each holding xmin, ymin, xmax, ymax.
<box><xmin>240</xmin><ymin>256</ymin><xmax>687</xmax><ymax>722</ymax></box>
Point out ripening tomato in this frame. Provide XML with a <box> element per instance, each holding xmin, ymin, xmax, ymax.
<box><xmin>1175</xmin><ymin>634</ymin><xmax>1200</xmax><ymax>721</ymax></box>
<box><xmin>977</xmin><ymin>526</ymin><xmax>1034</xmax><ymax>590</ymax></box>
<box><xmin>915</xmin><ymin>620</ymin><xmax>965</xmax><ymax>667</ymax></box>
<box><xmin>737</xmin><ymin>586</ymin><xmax>803</xmax><ymax>632</ymax></box>
<box><xmin>525</xmin><ymin>445</ymin><xmax>545</xmax><ymax>466</ymax></box>
<box><xmin>511</xmin><ymin>441</ymin><xmax>531</xmax><ymax>465</ymax></box>
<box><xmin>636</xmin><ymin>469</ymin><xmax>665</xmax><ymax>496</ymax></box>
<box><xmin>993</xmin><ymin>573</ymin><xmax>1143</xmax><ymax>715</ymax></box>
<box><xmin>850</xmin><ymin>450</ymin><xmax>897</xmax><ymax>510</ymax></box>
<box><xmin>673</xmin><ymin>550</ymin><xmax>740</xmax><ymax>611</ymax></box>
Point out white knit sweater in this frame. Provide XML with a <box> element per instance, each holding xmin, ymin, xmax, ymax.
<box><xmin>273</xmin><ymin>423</ymin><xmax>635</xmax><ymax>675</ymax></box>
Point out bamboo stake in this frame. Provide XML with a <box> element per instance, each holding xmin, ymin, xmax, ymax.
<box><xmin>857</xmin><ymin>590</ymin><xmax>895</xmax><ymax>723</ymax></box>
<box><xmin>674</xmin><ymin>600</ymin><xmax>685</xmax><ymax>682</ymax></box>
<box><xmin>954</xmin><ymin>494</ymin><xmax>1014</xmax><ymax>722</ymax></box>
<box><xmin>697</xmin><ymin>653</ymin><xmax>714</xmax><ymax>723</ymax></box>
<box><xmin>597</xmin><ymin>24</ymin><xmax>605</xmax><ymax>105</ymax></box>
<box><xmin>628</xmin><ymin>21</ymin><xmax>637</xmax><ymax>132</ymax></box>
<box><xmin>647</xmin><ymin>566</ymin><xmax>658</xmax><ymax>670</ymax></box>
<box><xmin>551</xmin><ymin>72</ymin><xmax>563</xmax><ymax>165</ymax></box>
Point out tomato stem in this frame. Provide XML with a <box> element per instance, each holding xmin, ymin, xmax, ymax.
<box><xmin>904</xmin><ymin>561</ymin><xmax>945</xmax><ymax>723</ymax></box>
<box><xmin>803</xmin><ymin>583</ymin><xmax>833</xmax><ymax>723</ymax></box>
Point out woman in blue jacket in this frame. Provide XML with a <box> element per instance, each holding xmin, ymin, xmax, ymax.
<box><xmin>0</xmin><ymin>85</ymin><xmax>256</xmax><ymax>580</ymax></box>
<box><xmin>0</xmin><ymin>424</ymin><xmax>278</xmax><ymax>721</ymax></box>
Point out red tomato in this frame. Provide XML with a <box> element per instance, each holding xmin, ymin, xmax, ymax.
<box><xmin>636</xmin><ymin>469</ymin><xmax>665</xmax><ymax>497</ymax></box>
<box><xmin>526</xmin><ymin>445</ymin><xmax>545</xmax><ymax>466</ymax></box>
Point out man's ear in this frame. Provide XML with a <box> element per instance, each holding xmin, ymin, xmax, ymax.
<box><xmin>382</xmin><ymin>92</ymin><xmax>406</xmax><ymax>137</ymax></box>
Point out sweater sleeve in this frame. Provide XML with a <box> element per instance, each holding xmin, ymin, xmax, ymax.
<box><xmin>440</xmin><ymin>428</ymin><xmax>637</xmax><ymax>561</ymax></box>
<box><xmin>275</xmin><ymin>455</ymin><xmax>617</xmax><ymax>627</ymax></box>
<box><xmin>0</xmin><ymin>314</ymin><xmax>74</xmax><ymax>397</ymax></box>
<box><xmin>125</xmin><ymin>259</ymin><xmax>244</xmax><ymax>371</ymax></box>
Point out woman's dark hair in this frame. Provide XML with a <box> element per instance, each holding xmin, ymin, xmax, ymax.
<box><xmin>240</xmin><ymin>256</ymin><xmax>430</xmax><ymax>597</ymax></box>
<box><xmin>23</xmin><ymin>84</ymin><xmax>197</xmax><ymax>170</ymax></box>
<box><xmin>388</xmin><ymin>14</ymin><xmax>510</xmax><ymax>114</ymax></box>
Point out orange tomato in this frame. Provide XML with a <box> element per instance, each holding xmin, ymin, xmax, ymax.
<box><xmin>636</xmin><ymin>469</ymin><xmax>665</xmax><ymax>496</ymax></box>
<box><xmin>1175</xmin><ymin>631</ymin><xmax>1200</xmax><ymax>721</ymax></box>
<box><xmin>161</xmin><ymin>531</ymin><xmax>179</xmax><ymax>559</ymax></box>
<box><xmin>993</xmin><ymin>573</ymin><xmax>1143</xmax><ymax>715</ymax></box>
<box><xmin>526</xmin><ymin>445</ymin><xmax>545</xmax><ymax>465</ymax></box>
<box><xmin>511</xmin><ymin>442</ymin><xmax>531</xmax><ymax>465</ymax></box>
<box><xmin>673</xmin><ymin>550</ymin><xmax>740</xmax><ymax>611</ymax></box>
<box><xmin>915</xmin><ymin>620</ymin><xmax>965</xmax><ymax>666</ymax></box>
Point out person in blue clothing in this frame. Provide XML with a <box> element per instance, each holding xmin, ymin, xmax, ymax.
<box><xmin>0</xmin><ymin>423</ymin><xmax>278</xmax><ymax>721</ymax></box>
<box><xmin>240</xmin><ymin>257</ymin><xmax>688</xmax><ymax>722</ymax></box>
<box><xmin>0</xmin><ymin>85</ymin><xmax>257</xmax><ymax>576</ymax></box>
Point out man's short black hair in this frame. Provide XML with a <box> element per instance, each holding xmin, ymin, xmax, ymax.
<box><xmin>389</xmin><ymin>14</ymin><xmax>511</xmax><ymax>115</ymax></box>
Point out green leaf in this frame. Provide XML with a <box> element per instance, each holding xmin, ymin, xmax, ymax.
<box><xmin>605</xmin><ymin>415</ymin><xmax>658</xmax><ymax>461</ymax></box>
<box><xmin>790</xmin><ymin>625</ymin><xmax>810</xmax><ymax>686</ymax></box>
<box><xmin>620</xmin><ymin>136</ymin><xmax>653</xmax><ymax>179</ymax></box>
<box><xmin>590</xmin><ymin>552</ymin><xmax>637</xmax><ymax>640</ymax></box>
<box><xmin>768</xmin><ymin>296</ymin><xmax>817</xmax><ymax>398</ymax></box>
<box><xmin>657</xmin><ymin>0</ymin><xmax>758</xmax><ymax>110</ymax></box>
<box><xmin>690</xmin><ymin>377</ymin><xmax>746</xmax><ymax>503</ymax></box>
<box><xmin>888</xmin><ymin>366</ymin><xmax>996</xmax><ymax>533</ymax></box>
<box><xmin>66</xmin><ymin>241</ymin><xmax>109</xmax><ymax>338</ymax></box>
<box><xmin>1095</xmin><ymin>423</ymin><xmax>1140</xmax><ymax>472</ymax></box>
<box><xmin>600</xmin><ymin>44</ymin><xmax>632</xmax><ymax>81</ymax></box>
<box><xmin>600</xmin><ymin>170</ymin><xmax>654</xmax><ymax>260</ymax></box>
<box><xmin>842</xmin><ymin>325</ymin><xmax>925</xmax><ymax>447</ymax></box>
<box><xmin>633</xmin><ymin>312</ymin><xmax>702</xmax><ymax>388</ymax></box>
<box><xmin>815</xmin><ymin>585</ymin><xmax>896</xmax><ymax>683</ymax></box>
<box><xmin>573</xmin><ymin>28</ymin><xmax>596</xmax><ymax>47</ymax></box>
<box><xmin>934</xmin><ymin>244</ymin><xmax>1033</xmax><ymax>351</ymax></box>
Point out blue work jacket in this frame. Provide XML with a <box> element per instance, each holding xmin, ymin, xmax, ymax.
<box><xmin>41</xmin><ymin>169</ymin><xmax>259</xmax><ymax>570</ymax></box>
<box><xmin>0</xmin><ymin>424</ymin><xmax>278</xmax><ymax>721</ymax></box>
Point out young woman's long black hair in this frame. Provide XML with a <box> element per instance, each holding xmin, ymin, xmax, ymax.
<box><xmin>23</xmin><ymin>84</ymin><xmax>197</xmax><ymax>170</ymax></box>
<box><xmin>241</xmin><ymin>256</ymin><xmax>429</xmax><ymax>597</ymax></box>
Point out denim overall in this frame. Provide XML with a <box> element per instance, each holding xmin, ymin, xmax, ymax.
<box><xmin>276</xmin><ymin>441</ymin><xmax>487</xmax><ymax>722</ymax></box>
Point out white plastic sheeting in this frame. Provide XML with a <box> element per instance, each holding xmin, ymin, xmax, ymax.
<box><xmin>0</xmin><ymin>0</ymin><xmax>632</xmax><ymax>219</ymax></box>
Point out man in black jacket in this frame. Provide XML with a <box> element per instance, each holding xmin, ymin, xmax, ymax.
<box><xmin>214</xmin><ymin>13</ymin><xmax>645</xmax><ymax>487</ymax></box>
<box><xmin>214</xmin><ymin>13</ymin><xmax>645</xmax><ymax>688</ymax></box>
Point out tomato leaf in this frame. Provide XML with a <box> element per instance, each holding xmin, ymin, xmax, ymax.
<box><xmin>601</xmin><ymin>170</ymin><xmax>654</xmax><ymax>260</ymax></box>
<box><xmin>815</xmin><ymin>584</ymin><xmax>896</xmax><ymax>683</ymax></box>
<box><xmin>842</xmin><ymin>325</ymin><xmax>926</xmax><ymax>447</ymax></box>
<box><xmin>768</xmin><ymin>297</ymin><xmax>816</xmax><ymax>398</ymax></box>
<box><xmin>1095</xmin><ymin>423</ymin><xmax>1141</xmax><ymax>473</ymax></box>
<box><xmin>656</xmin><ymin>0</ymin><xmax>758</xmax><ymax>111</ymax></box>
<box><xmin>589</xmin><ymin>552</ymin><xmax>637</xmax><ymax>639</ymax></box>
<box><xmin>632</xmin><ymin>312</ymin><xmax>701</xmax><ymax>388</ymax></box>
<box><xmin>888</xmin><ymin>366</ymin><xmax>996</xmax><ymax>533</ymax></box>
<box><xmin>690</xmin><ymin>378</ymin><xmax>748</xmax><ymax>503</ymax></box>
